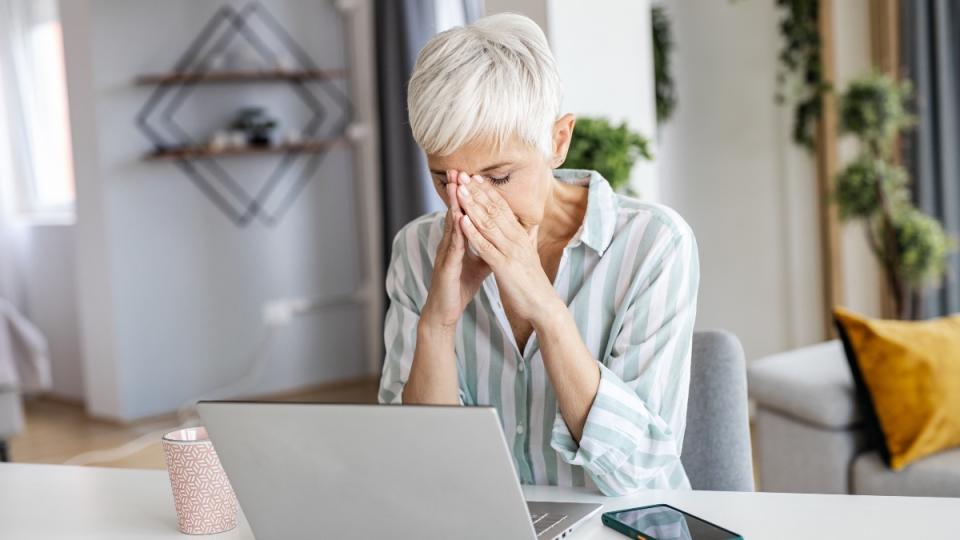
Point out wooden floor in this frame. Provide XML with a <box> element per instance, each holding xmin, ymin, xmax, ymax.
<box><xmin>7</xmin><ymin>378</ymin><xmax>379</xmax><ymax>469</ymax></box>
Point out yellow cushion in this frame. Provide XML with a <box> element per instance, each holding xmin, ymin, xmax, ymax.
<box><xmin>833</xmin><ymin>307</ymin><xmax>960</xmax><ymax>470</ymax></box>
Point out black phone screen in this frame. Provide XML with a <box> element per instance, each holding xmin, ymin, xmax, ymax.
<box><xmin>605</xmin><ymin>504</ymin><xmax>740</xmax><ymax>540</ymax></box>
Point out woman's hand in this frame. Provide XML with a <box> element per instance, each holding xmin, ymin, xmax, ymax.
<box><xmin>455</xmin><ymin>173</ymin><xmax>561</xmax><ymax>325</ymax></box>
<box><xmin>420</xmin><ymin>170</ymin><xmax>492</xmax><ymax>333</ymax></box>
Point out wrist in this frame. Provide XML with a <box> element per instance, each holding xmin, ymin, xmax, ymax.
<box><xmin>417</xmin><ymin>315</ymin><xmax>458</xmax><ymax>341</ymax></box>
<box><xmin>531</xmin><ymin>296</ymin><xmax>568</xmax><ymax>331</ymax></box>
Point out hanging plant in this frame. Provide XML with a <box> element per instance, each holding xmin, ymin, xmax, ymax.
<box><xmin>652</xmin><ymin>6</ymin><xmax>677</xmax><ymax>124</ymax></box>
<box><xmin>833</xmin><ymin>74</ymin><xmax>953</xmax><ymax>318</ymax></box>
<box><xmin>774</xmin><ymin>0</ymin><xmax>828</xmax><ymax>150</ymax></box>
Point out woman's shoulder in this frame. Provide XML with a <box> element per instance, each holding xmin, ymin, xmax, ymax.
<box><xmin>612</xmin><ymin>193</ymin><xmax>696</xmax><ymax>245</ymax></box>
<box><xmin>609</xmin><ymin>194</ymin><xmax>700</xmax><ymax>292</ymax></box>
<box><xmin>388</xmin><ymin>211</ymin><xmax>447</xmax><ymax>266</ymax></box>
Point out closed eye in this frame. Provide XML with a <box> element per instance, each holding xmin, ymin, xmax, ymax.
<box><xmin>487</xmin><ymin>174</ymin><xmax>511</xmax><ymax>185</ymax></box>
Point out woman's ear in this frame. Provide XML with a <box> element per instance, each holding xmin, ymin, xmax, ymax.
<box><xmin>550</xmin><ymin>113</ymin><xmax>576</xmax><ymax>168</ymax></box>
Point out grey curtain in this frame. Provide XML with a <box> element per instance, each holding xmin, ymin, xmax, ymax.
<box><xmin>374</xmin><ymin>0</ymin><xmax>484</xmax><ymax>270</ymax></box>
<box><xmin>900</xmin><ymin>0</ymin><xmax>960</xmax><ymax>318</ymax></box>
<box><xmin>375</xmin><ymin>0</ymin><xmax>436</xmax><ymax>263</ymax></box>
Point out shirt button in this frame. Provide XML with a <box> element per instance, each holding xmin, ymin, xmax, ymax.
<box><xmin>518</xmin><ymin>362</ymin><xmax>525</xmax><ymax>372</ymax></box>
<box><xmin>516</xmin><ymin>424</ymin><xmax>524</xmax><ymax>435</ymax></box>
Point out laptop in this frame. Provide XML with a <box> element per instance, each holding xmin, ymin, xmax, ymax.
<box><xmin>197</xmin><ymin>401</ymin><xmax>602</xmax><ymax>540</ymax></box>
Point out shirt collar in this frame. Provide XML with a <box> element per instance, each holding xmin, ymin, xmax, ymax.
<box><xmin>552</xmin><ymin>168</ymin><xmax>618</xmax><ymax>255</ymax></box>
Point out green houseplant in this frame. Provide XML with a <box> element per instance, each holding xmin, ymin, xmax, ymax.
<box><xmin>652</xmin><ymin>6</ymin><xmax>677</xmax><ymax>123</ymax></box>
<box><xmin>833</xmin><ymin>74</ymin><xmax>953</xmax><ymax>318</ymax></box>
<box><xmin>770</xmin><ymin>0</ymin><xmax>827</xmax><ymax>150</ymax></box>
<box><xmin>564</xmin><ymin>117</ymin><xmax>652</xmax><ymax>194</ymax></box>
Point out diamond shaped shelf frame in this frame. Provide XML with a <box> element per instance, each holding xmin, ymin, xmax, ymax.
<box><xmin>135</xmin><ymin>1</ymin><xmax>353</xmax><ymax>227</ymax></box>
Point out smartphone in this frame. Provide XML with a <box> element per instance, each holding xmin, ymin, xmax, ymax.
<box><xmin>602</xmin><ymin>504</ymin><xmax>742</xmax><ymax>540</ymax></box>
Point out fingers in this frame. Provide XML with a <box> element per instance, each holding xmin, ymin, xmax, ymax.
<box><xmin>436</xmin><ymin>208</ymin><xmax>454</xmax><ymax>263</ymax></box>
<box><xmin>436</xmin><ymin>172</ymin><xmax>461</xmax><ymax>264</ymax></box>
<box><xmin>446</xmin><ymin>177</ymin><xmax>465</xmax><ymax>252</ymax></box>
<box><xmin>447</xmin><ymin>170</ymin><xmax>463</xmax><ymax>215</ymax></box>
<box><xmin>460</xmin><ymin>214</ymin><xmax>504</xmax><ymax>268</ymax></box>
<box><xmin>456</xmin><ymin>172</ymin><xmax>523</xmax><ymax>249</ymax></box>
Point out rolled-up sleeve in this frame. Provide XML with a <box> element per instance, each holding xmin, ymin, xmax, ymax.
<box><xmin>378</xmin><ymin>220</ymin><xmax>466</xmax><ymax>406</ymax></box>
<box><xmin>550</xmin><ymin>224</ymin><xmax>699</xmax><ymax>495</ymax></box>
<box><xmin>378</xmin><ymin>227</ymin><xmax>420</xmax><ymax>405</ymax></box>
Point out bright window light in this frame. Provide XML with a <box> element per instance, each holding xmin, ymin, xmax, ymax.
<box><xmin>22</xmin><ymin>19</ymin><xmax>75</xmax><ymax>219</ymax></box>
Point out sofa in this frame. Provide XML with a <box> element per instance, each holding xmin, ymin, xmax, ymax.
<box><xmin>748</xmin><ymin>340</ymin><xmax>960</xmax><ymax>497</ymax></box>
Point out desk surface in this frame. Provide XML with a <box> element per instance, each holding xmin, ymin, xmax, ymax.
<box><xmin>1</xmin><ymin>462</ymin><xmax>958</xmax><ymax>539</ymax></box>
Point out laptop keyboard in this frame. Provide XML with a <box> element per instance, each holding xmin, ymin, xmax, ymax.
<box><xmin>530</xmin><ymin>512</ymin><xmax>567</xmax><ymax>535</ymax></box>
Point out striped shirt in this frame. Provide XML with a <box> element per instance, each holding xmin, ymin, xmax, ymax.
<box><xmin>379</xmin><ymin>169</ymin><xmax>700</xmax><ymax>496</ymax></box>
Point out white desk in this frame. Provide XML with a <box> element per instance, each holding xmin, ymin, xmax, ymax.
<box><xmin>1</xmin><ymin>462</ymin><xmax>958</xmax><ymax>539</ymax></box>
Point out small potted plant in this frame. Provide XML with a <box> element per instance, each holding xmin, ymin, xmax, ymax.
<box><xmin>563</xmin><ymin>117</ymin><xmax>652</xmax><ymax>194</ymax></box>
<box><xmin>230</xmin><ymin>107</ymin><xmax>278</xmax><ymax>147</ymax></box>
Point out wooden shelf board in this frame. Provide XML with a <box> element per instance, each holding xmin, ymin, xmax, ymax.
<box><xmin>135</xmin><ymin>69</ymin><xmax>347</xmax><ymax>85</ymax></box>
<box><xmin>144</xmin><ymin>138</ymin><xmax>349</xmax><ymax>161</ymax></box>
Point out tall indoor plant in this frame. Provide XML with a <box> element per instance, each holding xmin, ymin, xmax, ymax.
<box><xmin>833</xmin><ymin>74</ymin><xmax>953</xmax><ymax>318</ymax></box>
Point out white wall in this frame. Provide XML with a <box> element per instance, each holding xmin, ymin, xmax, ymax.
<box><xmin>657</xmin><ymin>0</ymin><xmax>820</xmax><ymax>360</ymax></box>
<box><xmin>60</xmin><ymin>0</ymin><xmax>121</xmax><ymax>416</ymax></box>
<box><xmin>657</xmin><ymin>1</ymin><xmax>878</xmax><ymax>361</ymax></box>
<box><xmin>61</xmin><ymin>0</ymin><xmax>378</xmax><ymax>421</ymax></box>
<box><xmin>484</xmin><ymin>0</ymin><xmax>549</xmax><ymax>36</ymax></box>
<box><xmin>18</xmin><ymin>224</ymin><xmax>85</xmax><ymax>400</ymax></box>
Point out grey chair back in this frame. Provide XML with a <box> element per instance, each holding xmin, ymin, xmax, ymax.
<box><xmin>681</xmin><ymin>330</ymin><xmax>754</xmax><ymax>491</ymax></box>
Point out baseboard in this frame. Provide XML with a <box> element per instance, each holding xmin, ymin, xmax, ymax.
<box><xmin>53</xmin><ymin>375</ymin><xmax>380</xmax><ymax>427</ymax></box>
<box><xmin>241</xmin><ymin>375</ymin><xmax>379</xmax><ymax>402</ymax></box>
<box><xmin>25</xmin><ymin>392</ymin><xmax>85</xmax><ymax>408</ymax></box>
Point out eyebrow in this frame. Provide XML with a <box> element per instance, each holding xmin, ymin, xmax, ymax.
<box><xmin>428</xmin><ymin>161</ymin><xmax>515</xmax><ymax>177</ymax></box>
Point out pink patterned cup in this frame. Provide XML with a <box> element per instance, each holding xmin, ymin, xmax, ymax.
<box><xmin>161</xmin><ymin>426</ymin><xmax>239</xmax><ymax>535</ymax></box>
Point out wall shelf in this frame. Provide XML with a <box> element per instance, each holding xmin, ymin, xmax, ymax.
<box><xmin>144</xmin><ymin>137</ymin><xmax>350</xmax><ymax>161</ymax></box>
<box><xmin>134</xmin><ymin>1</ymin><xmax>354</xmax><ymax>228</ymax></box>
<box><xmin>135</xmin><ymin>69</ymin><xmax>348</xmax><ymax>85</ymax></box>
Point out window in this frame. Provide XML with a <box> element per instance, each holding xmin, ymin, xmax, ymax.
<box><xmin>0</xmin><ymin>0</ymin><xmax>75</xmax><ymax>221</ymax></box>
<box><xmin>23</xmin><ymin>18</ymin><xmax>75</xmax><ymax>217</ymax></box>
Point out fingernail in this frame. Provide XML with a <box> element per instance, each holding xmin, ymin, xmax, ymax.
<box><xmin>474</xmin><ymin>175</ymin><xmax>484</xmax><ymax>183</ymax></box>
<box><xmin>459</xmin><ymin>172</ymin><xmax>470</xmax><ymax>184</ymax></box>
<box><xmin>462</xmin><ymin>214</ymin><xmax>473</xmax><ymax>227</ymax></box>
<box><xmin>458</xmin><ymin>185</ymin><xmax>470</xmax><ymax>198</ymax></box>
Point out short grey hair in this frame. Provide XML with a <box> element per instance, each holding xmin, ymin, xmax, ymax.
<box><xmin>407</xmin><ymin>12</ymin><xmax>563</xmax><ymax>157</ymax></box>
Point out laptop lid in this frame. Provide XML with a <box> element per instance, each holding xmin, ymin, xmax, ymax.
<box><xmin>197</xmin><ymin>401</ymin><xmax>538</xmax><ymax>540</ymax></box>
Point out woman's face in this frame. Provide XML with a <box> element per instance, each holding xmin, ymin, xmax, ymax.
<box><xmin>426</xmin><ymin>115</ymin><xmax>575</xmax><ymax>230</ymax></box>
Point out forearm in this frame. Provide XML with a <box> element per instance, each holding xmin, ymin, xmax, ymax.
<box><xmin>401</xmin><ymin>319</ymin><xmax>460</xmax><ymax>405</ymax></box>
<box><xmin>533</xmin><ymin>299</ymin><xmax>601</xmax><ymax>442</ymax></box>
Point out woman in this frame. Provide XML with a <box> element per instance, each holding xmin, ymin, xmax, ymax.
<box><xmin>379</xmin><ymin>13</ymin><xmax>699</xmax><ymax>496</ymax></box>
